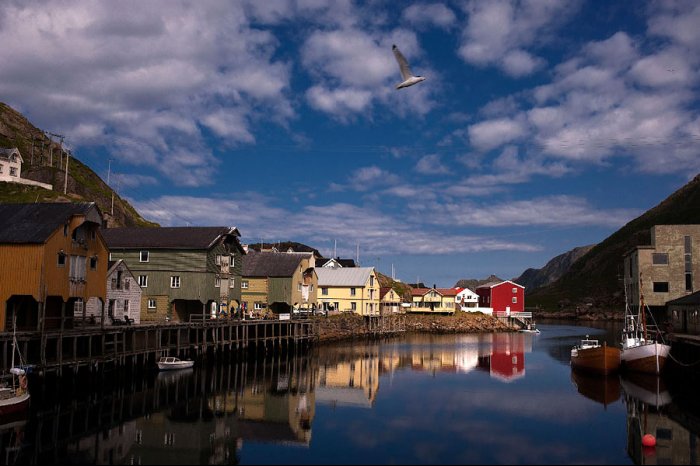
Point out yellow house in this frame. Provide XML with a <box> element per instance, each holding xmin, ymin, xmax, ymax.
<box><xmin>409</xmin><ymin>287</ymin><xmax>456</xmax><ymax>314</ymax></box>
<box><xmin>380</xmin><ymin>286</ymin><xmax>403</xmax><ymax>314</ymax></box>
<box><xmin>315</xmin><ymin>267</ymin><xmax>380</xmax><ymax>315</ymax></box>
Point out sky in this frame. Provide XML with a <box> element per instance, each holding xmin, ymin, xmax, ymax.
<box><xmin>1</xmin><ymin>0</ymin><xmax>699</xmax><ymax>287</ymax></box>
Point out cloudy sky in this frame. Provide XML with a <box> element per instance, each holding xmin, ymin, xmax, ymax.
<box><xmin>2</xmin><ymin>0</ymin><xmax>699</xmax><ymax>286</ymax></box>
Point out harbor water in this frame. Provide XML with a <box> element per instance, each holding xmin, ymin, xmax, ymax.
<box><xmin>2</xmin><ymin>322</ymin><xmax>699</xmax><ymax>465</ymax></box>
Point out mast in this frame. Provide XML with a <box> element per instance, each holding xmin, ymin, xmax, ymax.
<box><xmin>640</xmin><ymin>272</ymin><xmax>647</xmax><ymax>341</ymax></box>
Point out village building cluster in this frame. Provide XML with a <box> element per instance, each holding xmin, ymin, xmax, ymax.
<box><xmin>0</xmin><ymin>201</ymin><xmax>528</xmax><ymax>332</ymax></box>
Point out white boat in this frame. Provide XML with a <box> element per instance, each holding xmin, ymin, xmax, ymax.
<box><xmin>621</xmin><ymin>279</ymin><xmax>671</xmax><ymax>375</ymax></box>
<box><xmin>519</xmin><ymin>324</ymin><xmax>540</xmax><ymax>334</ymax></box>
<box><xmin>0</xmin><ymin>321</ymin><xmax>30</xmax><ymax>417</ymax></box>
<box><xmin>157</xmin><ymin>357</ymin><xmax>195</xmax><ymax>371</ymax></box>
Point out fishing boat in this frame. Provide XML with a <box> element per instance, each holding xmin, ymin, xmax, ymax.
<box><xmin>621</xmin><ymin>278</ymin><xmax>671</xmax><ymax>375</ymax></box>
<box><xmin>157</xmin><ymin>356</ymin><xmax>195</xmax><ymax>371</ymax></box>
<box><xmin>0</xmin><ymin>322</ymin><xmax>30</xmax><ymax>417</ymax></box>
<box><xmin>570</xmin><ymin>336</ymin><xmax>621</xmax><ymax>375</ymax></box>
<box><xmin>519</xmin><ymin>323</ymin><xmax>540</xmax><ymax>334</ymax></box>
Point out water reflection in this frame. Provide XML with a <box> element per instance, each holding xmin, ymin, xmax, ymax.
<box><xmin>6</xmin><ymin>327</ymin><xmax>700</xmax><ymax>464</ymax></box>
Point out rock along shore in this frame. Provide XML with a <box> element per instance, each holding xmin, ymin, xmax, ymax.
<box><xmin>316</xmin><ymin>312</ymin><xmax>513</xmax><ymax>343</ymax></box>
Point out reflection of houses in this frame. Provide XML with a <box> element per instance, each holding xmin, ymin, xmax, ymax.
<box><xmin>477</xmin><ymin>333</ymin><xmax>526</xmax><ymax>382</ymax></box>
<box><xmin>0</xmin><ymin>202</ymin><xmax>108</xmax><ymax>331</ymax></box>
<box><xmin>316</xmin><ymin>352</ymin><xmax>379</xmax><ymax>408</ymax></box>
<box><xmin>71</xmin><ymin>421</ymin><xmax>138</xmax><ymax>465</ymax></box>
<box><xmin>237</xmin><ymin>389</ymin><xmax>315</xmax><ymax>445</ymax></box>
<box><xmin>103</xmin><ymin>227</ymin><xmax>244</xmax><ymax>323</ymax></box>
<box><xmin>241</xmin><ymin>250</ymin><xmax>317</xmax><ymax>315</ymax></box>
<box><xmin>315</xmin><ymin>267</ymin><xmax>380</xmax><ymax>315</ymax></box>
<box><xmin>408</xmin><ymin>287</ymin><xmax>457</xmax><ymax>314</ymax></box>
<box><xmin>0</xmin><ymin>148</ymin><xmax>52</xmax><ymax>189</ymax></box>
<box><xmin>624</xmin><ymin>225</ymin><xmax>699</xmax><ymax>317</ymax></box>
<box><xmin>85</xmin><ymin>259</ymin><xmax>142</xmax><ymax>324</ymax></box>
<box><xmin>380</xmin><ymin>287</ymin><xmax>403</xmax><ymax>315</ymax></box>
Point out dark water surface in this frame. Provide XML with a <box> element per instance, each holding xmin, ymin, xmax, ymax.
<box><xmin>2</xmin><ymin>322</ymin><xmax>700</xmax><ymax>465</ymax></box>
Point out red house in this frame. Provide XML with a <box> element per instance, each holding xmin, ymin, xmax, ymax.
<box><xmin>476</xmin><ymin>280</ymin><xmax>525</xmax><ymax>314</ymax></box>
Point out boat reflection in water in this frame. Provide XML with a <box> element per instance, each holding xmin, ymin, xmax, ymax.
<box><xmin>570</xmin><ymin>370</ymin><xmax>621</xmax><ymax>408</ymax></box>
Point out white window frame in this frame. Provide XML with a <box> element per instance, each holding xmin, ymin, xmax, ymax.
<box><xmin>215</xmin><ymin>255</ymin><xmax>222</xmax><ymax>266</ymax></box>
<box><xmin>254</xmin><ymin>302</ymin><xmax>265</xmax><ymax>310</ymax></box>
<box><xmin>230</xmin><ymin>278</ymin><xmax>235</xmax><ymax>288</ymax></box>
<box><xmin>215</xmin><ymin>276</ymin><xmax>221</xmax><ymax>288</ymax></box>
<box><xmin>241</xmin><ymin>280</ymin><xmax>249</xmax><ymax>289</ymax></box>
<box><xmin>140</xmin><ymin>250</ymin><xmax>150</xmax><ymax>263</ymax></box>
<box><xmin>170</xmin><ymin>276</ymin><xmax>181</xmax><ymax>288</ymax></box>
<box><xmin>298</xmin><ymin>282</ymin><xmax>302</xmax><ymax>292</ymax></box>
<box><xmin>230</xmin><ymin>255</ymin><xmax>235</xmax><ymax>267</ymax></box>
<box><xmin>512</xmin><ymin>297</ymin><xmax>517</xmax><ymax>304</ymax></box>
<box><xmin>9</xmin><ymin>167</ymin><xmax>17</xmax><ymax>177</ymax></box>
<box><xmin>147</xmin><ymin>299</ymin><xmax>157</xmax><ymax>310</ymax></box>
<box><xmin>512</xmin><ymin>287</ymin><xmax>518</xmax><ymax>293</ymax></box>
<box><xmin>350</xmin><ymin>287</ymin><xmax>356</xmax><ymax>296</ymax></box>
<box><xmin>138</xmin><ymin>275</ymin><xmax>148</xmax><ymax>288</ymax></box>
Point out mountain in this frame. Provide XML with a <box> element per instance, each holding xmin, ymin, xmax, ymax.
<box><xmin>529</xmin><ymin>174</ymin><xmax>700</xmax><ymax>312</ymax></box>
<box><xmin>0</xmin><ymin>102</ymin><xmax>157</xmax><ymax>227</ymax></box>
<box><xmin>454</xmin><ymin>275</ymin><xmax>504</xmax><ymax>291</ymax></box>
<box><xmin>514</xmin><ymin>244</ymin><xmax>595</xmax><ymax>292</ymax></box>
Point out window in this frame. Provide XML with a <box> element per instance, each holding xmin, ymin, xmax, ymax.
<box><xmin>215</xmin><ymin>276</ymin><xmax>221</xmax><ymax>288</ymax></box>
<box><xmin>230</xmin><ymin>255</ymin><xmax>235</xmax><ymax>268</ymax></box>
<box><xmin>90</xmin><ymin>256</ymin><xmax>98</xmax><ymax>270</ymax></box>
<box><xmin>170</xmin><ymin>276</ymin><xmax>181</xmax><ymax>288</ymax></box>
<box><xmin>687</xmin><ymin>273</ymin><xmax>694</xmax><ymax>293</ymax></box>
<box><xmin>653</xmin><ymin>282</ymin><xmax>669</xmax><ymax>293</ymax></box>
<box><xmin>0</xmin><ymin>164</ymin><xmax>3</xmax><ymax>173</ymax></box>
<box><xmin>350</xmin><ymin>288</ymin><xmax>356</xmax><ymax>296</ymax></box>
<box><xmin>370</xmin><ymin>276</ymin><xmax>374</xmax><ymax>286</ymax></box>
<box><xmin>230</xmin><ymin>278</ymin><xmax>235</xmax><ymax>288</ymax></box>
<box><xmin>140</xmin><ymin>251</ymin><xmax>149</xmax><ymax>262</ymax></box>
<box><xmin>63</xmin><ymin>224</ymin><xmax>69</xmax><ymax>237</ymax></box>
<box><xmin>57</xmin><ymin>252</ymin><xmax>66</xmax><ymax>267</ymax></box>
<box><xmin>69</xmin><ymin>256</ymin><xmax>87</xmax><ymax>281</ymax></box>
<box><xmin>254</xmin><ymin>302</ymin><xmax>265</xmax><ymax>310</ymax></box>
<box><xmin>652</xmin><ymin>253</ymin><xmax>669</xmax><ymax>265</ymax></box>
<box><xmin>216</xmin><ymin>255</ymin><xmax>222</xmax><ymax>265</ymax></box>
<box><xmin>512</xmin><ymin>297</ymin><xmax>518</xmax><ymax>304</ymax></box>
<box><xmin>138</xmin><ymin>275</ymin><xmax>148</xmax><ymax>287</ymax></box>
<box><xmin>124</xmin><ymin>300</ymin><xmax>129</xmax><ymax>313</ymax></box>
<box><xmin>9</xmin><ymin>167</ymin><xmax>17</xmax><ymax>177</ymax></box>
<box><xmin>148</xmin><ymin>299</ymin><xmax>157</xmax><ymax>310</ymax></box>
<box><xmin>351</xmin><ymin>302</ymin><xmax>357</xmax><ymax>311</ymax></box>
<box><xmin>241</xmin><ymin>280</ymin><xmax>249</xmax><ymax>289</ymax></box>
<box><xmin>322</xmin><ymin>287</ymin><xmax>328</xmax><ymax>296</ymax></box>
<box><xmin>310</xmin><ymin>284</ymin><xmax>314</xmax><ymax>292</ymax></box>
<box><xmin>298</xmin><ymin>283</ymin><xmax>302</xmax><ymax>292</ymax></box>
<box><xmin>108</xmin><ymin>252</ymin><xmax>113</xmax><ymax>261</ymax></box>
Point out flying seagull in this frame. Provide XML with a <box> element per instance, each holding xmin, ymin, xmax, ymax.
<box><xmin>392</xmin><ymin>44</ymin><xmax>426</xmax><ymax>90</ymax></box>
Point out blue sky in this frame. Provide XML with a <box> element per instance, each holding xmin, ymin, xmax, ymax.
<box><xmin>1</xmin><ymin>1</ymin><xmax>699</xmax><ymax>287</ymax></box>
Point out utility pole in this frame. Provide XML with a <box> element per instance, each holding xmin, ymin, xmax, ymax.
<box><xmin>63</xmin><ymin>150</ymin><xmax>70</xmax><ymax>194</ymax></box>
<box><xmin>333</xmin><ymin>239</ymin><xmax>337</xmax><ymax>258</ymax></box>
<box><xmin>30</xmin><ymin>136</ymin><xmax>35</xmax><ymax>165</ymax></box>
<box><xmin>107</xmin><ymin>159</ymin><xmax>112</xmax><ymax>185</ymax></box>
<box><xmin>356</xmin><ymin>243</ymin><xmax>360</xmax><ymax>266</ymax></box>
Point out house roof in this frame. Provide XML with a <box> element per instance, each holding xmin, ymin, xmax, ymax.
<box><xmin>437</xmin><ymin>288</ymin><xmax>459</xmax><ymax>297</ymax></box>
<box><xmin>243</xmin><ymin>250</ymin><xmax>309</xmax><ymax>277</ymax></box>
<box><xmin>476</xmin><ymin>280</ymin><xmax>524</xmax><ymax>290</ymax></box>
<box><xmin>0</xmin><ymin>147</ymin><xmax>22</xmax><ymax>163</ymax></box>
<box><xmin>380</xmin><ymin>287</ymin><xmax>394</xmax><ymax>299</ymax></box>
<box><xmin>102</xmin><ymin>226</ymin><xmax>241</xmax><ymax>250</ymax></box>
<box><xmin>411</xmin><ymin>287</ymin><xmax>442</xmax><ymax>297</ymax></box>
<box><xmin>0</xmin><ymin>202</ymin><xmax>99</xmax><ymax>244</ymax></box>
<box><xmin>107</xmin><ymin>259</ymin><xmax>137</xmax><ymax>278</ymax></box>
<box><xmin>317</xmin><ymin>257</ymin><xmax>357</xmax><ymax>268</ymax></box>
<box><xmin>316</xmin><ymin>267</ymin><xmax>374</xmax><ymax>287</ymax></box>
<box><xmin>667</xmin><ymin>291</ymin><xmax>700</xmax><ymax>306</ymax></box>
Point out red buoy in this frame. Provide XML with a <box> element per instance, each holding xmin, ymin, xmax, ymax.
<box><xmin>642</xmin><ymin>434</ymin><xmax>656</xmax><ymax>447</ymax></box>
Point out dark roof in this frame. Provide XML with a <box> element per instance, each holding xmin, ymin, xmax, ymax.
<box><xmin>317</xmin><ymin>257</ymin><xmax>357</xmax><ymax>267</ymax></box>
<box><xmin>667</xmin><ymin>291</ymin><xmax>700</xmax><ymax>306</ymax></box>
<box><xmin>0</xmin><ymin>202</ymin><xmax>98</xmax><ymax>244</ymax></box>
<box><xmin>102</xmin><ymin>226</ymin><xmax>240</xmax><ymax>250</ymax></box>
<box><xmin>243</xmin><ymin>250</ymin><xmax>307</xmax><ymax>277</ymax></box>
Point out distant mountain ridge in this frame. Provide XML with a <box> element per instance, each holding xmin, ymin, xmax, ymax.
<box><xmin>514</xmin><ymin>245</ymin><xmax>595</xmax><ymax>292</ymax></box>
<box><xmin>0</xmin><ymin>102</ymin><xmax>157</xmax><ymax>227</ymax></box>
<box><xmin>529</xmin><ymin>173</ymin><xmax>700</xmax><ymax>312</ymax></box>
<box><xmin>454</xmin><ymin>275</ymin><xmax>504</xmax><ymax>291</ymax></box>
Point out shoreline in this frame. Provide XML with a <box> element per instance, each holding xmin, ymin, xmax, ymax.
<box><xmin>316</xmin><ymin>312</ymin><xmax>514</xmax><ymax>344</ymax></box>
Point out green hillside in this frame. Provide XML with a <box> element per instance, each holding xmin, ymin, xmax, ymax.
<box><xmin>0</xmin><ymin>102</ymin><xmax>157</xmax><ymax>227</ymax></box>
<box><xmin>529</xmin><ymin>174</ymin><xmax>700</xmax><ymax>312</ymax></box>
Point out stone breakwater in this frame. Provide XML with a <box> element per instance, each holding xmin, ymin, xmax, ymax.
<box><xmin>317</xmin><ymin>312</ymin><xmax>512</xmax><ymax>343</ymax></box>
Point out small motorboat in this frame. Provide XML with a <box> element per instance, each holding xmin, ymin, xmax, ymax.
<box><xmin>571</xmin><ymin>336</ymin><xmax>621</xmax><ymax>375</ymax></box>
<box><xmin>157</xmin><ymin>357</ymin><xmax>195</xmax><ymax>371</ymax></box>
<box><xmin>519</xmin><ymin>324</ymin><xmax>540</xmax><ymax>334</ymax></box>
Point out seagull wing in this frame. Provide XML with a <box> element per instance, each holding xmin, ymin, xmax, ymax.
<box><xmin>392</xmin><ymin>45</ymin><xmax>414</xmax><ymax>80</ymax></box>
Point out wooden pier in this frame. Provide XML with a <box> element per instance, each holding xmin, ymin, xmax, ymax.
<box><xmin>0</xmin><ymin>318</ymin><xmax>318</xmax><ymax>374</ymax></box>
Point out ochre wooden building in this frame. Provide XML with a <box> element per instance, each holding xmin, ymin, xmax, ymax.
<box><xmin>0</xmin><ymin>203</ymin><xmax>108</xmax><ymax>332</ymax></box>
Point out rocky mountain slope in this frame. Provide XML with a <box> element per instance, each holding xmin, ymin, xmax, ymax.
<box><xmin>514</xmin><ymin>244</ymin><xmax>595</xmax><ymax>292</ymax></box>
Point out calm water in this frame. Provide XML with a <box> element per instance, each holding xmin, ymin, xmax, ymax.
<box><xmin>2</xmin><ymin>322</ymin><xmax>700</xmax><ymax>465</ymax></box>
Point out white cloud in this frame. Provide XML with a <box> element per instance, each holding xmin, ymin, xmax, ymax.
<box><xmin>415</xmin><ymin>154</ymin><xmax>449</xmax><ymax>175</ymax></box>
<box><xmin>458</xmin><ymin>0</ymin><xmax>581</xmax><ymax>77</ymax></box>
<box><xmin>402</xmin><ymin>3</ymin><xmax>456</xmax><ymax>30</ymax></box>
<box><xmin>468</xmin><ymin>118</ymin><xmax>526</xmax><ymax>152</ymax></box>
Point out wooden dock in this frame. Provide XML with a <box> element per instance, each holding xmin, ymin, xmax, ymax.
<box><xmin>0</xmin><ymin>318</ymin><xmax>318</xmax><ymax>375</ymax></box>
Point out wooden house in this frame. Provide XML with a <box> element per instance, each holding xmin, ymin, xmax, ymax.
<box><xmin>408</xmin><ymin>287</ymin><xmax>456</xmax><ymax>314</ymax></box>
<box><xmin>102</xmin><ymin>227</ymin><xmax>244</xmax><ymax>323</ymax></box>
<box><xmin>85</xmin><ymin>259</ymin><xmax>142</xmax><ymax>324</ymax></box>
<box><xmin>241</xmin><ymin>250</ymin><xmax>317</xmax><ymax>316</ymax></box>
<box><xmin>476</xmin><ymin>280</ymin><xmax>525</xmax><ymax>314</ymax></box>
<box><xmin>315</xmin><ymin>267</ymin><xmax>380</xmax><ymax>315</ymax></box>
<box><xmin>0</xmin><ymin>202</ymin><xmax>108</xmax><ymax>331</ymax></box>
<box><xmin>379</xmin><ymin>287</ymin><xmax>403</xmax><ymax>315</ymax></box>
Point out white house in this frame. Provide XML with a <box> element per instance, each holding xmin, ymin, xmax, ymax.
<box><xmin>456</xmin><ymin>287</ymin><xmax>480</xmax><ymax>311</ymax></box>
<box><xmin>84</xmin><ymin>260</ymin><xmax>142</xmax><ymax>324</ymax></box>
<box><xmin>0</xmin><ymin>148</ymin><xmax>52</xmax><ymax>189</ymax></box>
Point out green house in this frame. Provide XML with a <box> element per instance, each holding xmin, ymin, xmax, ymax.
<box><xmin>102</xmin><ymin>227</ymin><xmax>245</xmax><ymax>323</ymax></box>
